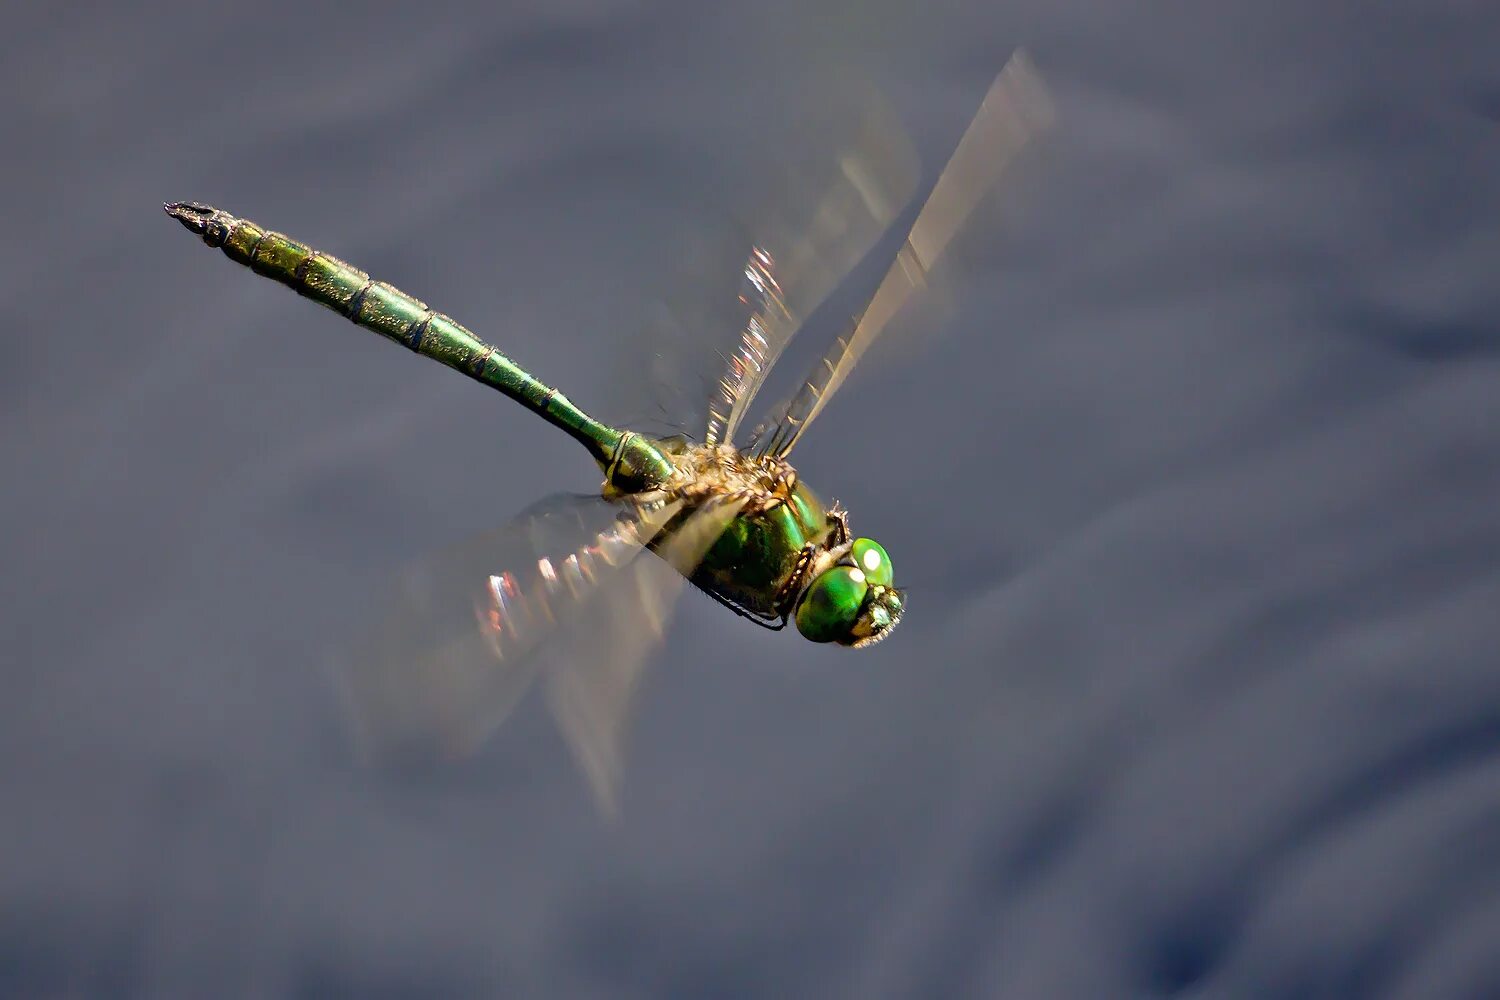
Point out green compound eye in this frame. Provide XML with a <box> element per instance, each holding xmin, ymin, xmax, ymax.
<box><xmin>850</xmin><ymin>537</ymin><xmax>892</xmax><ymax>588</ymax></box>
<box><xmin>795</xmin><ymin>566</ymin><xmax>870</xmax><ymax>643</ymax></box>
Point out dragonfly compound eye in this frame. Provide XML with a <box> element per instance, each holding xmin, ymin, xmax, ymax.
<box><xmin>850</xmin><ymin>537</ymin><xmax>893</xmax><ymax>587</ymax></box>
<box><xmin>795</xmin><ymin>566</ymin><xmax>869</xmax><ymax>643</ymax></box>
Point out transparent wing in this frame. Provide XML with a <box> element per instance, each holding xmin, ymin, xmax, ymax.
<box><xmin>703</xmin><ymin>99</ymin><xmax>920</xmax><ymax>446</ymax></box>
<box><xmin>541</xmin><ymin>494</ymin><xmax>747</xmax><ymax>814</ymax></box>
<box><xmin>612</xmin><ymin>85</ymin><xmax>919</xmax><ymax>444</ymax></box>
<box><xmin>752</xmin><ymin>50</ymin><xmax>1055</xmax><ymax>458</ymax></box>
<box><xmin>333</xmin><ymin>490</ymin><xmax>745</xmax><ymax>815</ymax></box>
<box><xmin>334</xmin><ymin>493</ymin><xmax>676</xmax><ymax>761</ymax></box>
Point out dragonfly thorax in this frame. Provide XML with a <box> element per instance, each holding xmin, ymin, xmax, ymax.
<box><xmin>644</xmin><ymin>440</ymin><xmax>904</xmax><ymax>646</ymax></box>
<box><xmin>655</xmin><ymin>440</ymin><xmax>800</xmax><ymax>515</ymax></box>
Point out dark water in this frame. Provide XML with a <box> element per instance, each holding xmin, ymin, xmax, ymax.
<box><xmin>5</xmin><ymin>2</ymin><xmax>1500</xmax><ymax>996</ymax></box>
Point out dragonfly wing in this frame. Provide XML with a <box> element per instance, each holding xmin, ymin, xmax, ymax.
<box><xmin>753</xmin><ymin>50</ymin><xmax>1055</xmax><ymax>458</ymax></box>
<box><xmin>541</xmin><ymin>495</ymin><xmax>749</xmax><ymax>815</ymax></box>
<box><xmin>615</xmin><ymin>87</ymin><xmax>918</xmax><ymax>445</ymax></box>
<box><xmin>334</xmin><ymin>491</ymin><xmax>684</xmax><ymax>766</ymax></box>
<box><xmin>704</xmin><ymin>99</ymin><xmax>920</xmax><ymax>446</ymax></box>
<box><xmin>334</xmin><ymin>491</ymin><xmax>748</xmax><ymax>815</ymax></box>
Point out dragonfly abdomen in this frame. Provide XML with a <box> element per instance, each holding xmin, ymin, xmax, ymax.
<box><xmin>164</xmin><ymin>202</ymin><xmax>675</xmax><ymax>490</ymax></box>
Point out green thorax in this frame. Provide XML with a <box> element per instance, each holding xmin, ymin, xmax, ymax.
<box><xmin>646</xmin><ymin>439</ymin><xmax>828</xmax><ymax>618</ymax></box>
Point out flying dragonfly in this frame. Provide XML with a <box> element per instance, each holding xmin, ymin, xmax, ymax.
<box><xmin>165</xmin><ymin>51</ymin><xmax>1052</xmax><ymax>811</ymax></box>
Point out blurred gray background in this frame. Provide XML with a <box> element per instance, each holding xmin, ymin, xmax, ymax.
<box><xmin>5</xmin><ymin>1</ymin><xmax>1500</xmax><ymax>996</ymax></box>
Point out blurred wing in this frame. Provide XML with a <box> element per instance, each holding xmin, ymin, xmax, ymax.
<box><xmin>541</xmin><ymin>495</ymin><xmax>748</xmax><ymax>814</ymax></box>
<box><xmin>333</xmin><ymin>490</ymin><xmax>747</xmax><ymax>816</ymax></box>
<box><xmin>616</xmin><ymin>87</ymin><xmax>918</xmax><ymax>444</ymax></box>
<box><xmin>753</xmin><ymin>51</ymin><xmax>1055</xmax><ymax>458</ymax></box>
<box><xmin>334</xmin><ymin>491</ymin><xmax>682</xmax><ymax>767</ymax></box>
<box><xmin>703</xmin><ymin>101</ymin><xmax>919</xmax><ymax>446</ymax></box>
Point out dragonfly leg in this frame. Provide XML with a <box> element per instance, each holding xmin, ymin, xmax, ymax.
<box><xmin>776</xmin><ymin>549</ymin><xmax>815</xmax><ymax>617</ymax></box>
<box><xmin>826</xmin><ymin>500</ymin><xmax>850</xmax><ymax>547</ymax></box>
<box><xmin>775</xmin><ymin>500</ymin><xmax>854</xmax><ymax>612</ymax></box>
<box><xmin>703</xmin><ymin>586</ymin><xmax>787</xmax><ymax>630</ymax></box>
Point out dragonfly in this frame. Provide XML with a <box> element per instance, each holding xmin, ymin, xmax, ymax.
<box><xmin>165</xmin><ymin>51</ymin><xmax>1052</xmax><ymax>810</ymax></box>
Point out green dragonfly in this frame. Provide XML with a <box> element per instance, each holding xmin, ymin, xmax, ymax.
<box><xmin>166</xmin><ymin>52</ymin><xmax>1051</xmax><ymax>809</ymax></box>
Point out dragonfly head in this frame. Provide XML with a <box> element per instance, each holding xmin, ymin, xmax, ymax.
<box><xmin>794</xmin><ymin>537</ymin><xmax>904</xmax><ymax>648</ymax></box>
